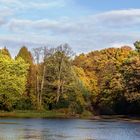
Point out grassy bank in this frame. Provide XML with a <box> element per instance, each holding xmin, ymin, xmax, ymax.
<box><xmin>0</xmin><ymin>110</ymin><xmax>69</xmax><ymax>118</ymax></box>
<box><xmin>0</xmin><ymin>110</ymin><xmax>93</xmax><ymax>119</ymax></box>
<box><xmin>1</xmin><ymin>111</ymin><xmax>139</xmax><ymax>121</ymax></box>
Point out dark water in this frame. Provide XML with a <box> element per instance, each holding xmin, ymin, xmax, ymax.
<box><xmin>0</xmin><ymin>118</ymin><xmax>139</xmax><ymax>140</ymax></box>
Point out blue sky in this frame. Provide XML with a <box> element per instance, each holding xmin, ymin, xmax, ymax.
<box><xmin>0</xmin><ymin>0</ymin><xmax>140</xmax><ymax>55</ymax></box>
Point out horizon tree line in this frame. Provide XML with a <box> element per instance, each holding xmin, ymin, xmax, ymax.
<box><xmin>0</xmin><ymin>42</ymin><xmax>140</xmax><ymax>115</ymax></box>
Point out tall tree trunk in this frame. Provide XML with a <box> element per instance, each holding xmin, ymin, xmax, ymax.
<box><xmin>56</xmin><ymin>57</ymin><xmax>63</xmax><ymax>103</ymax></box>
<box><xmin>61</xmin><ymin>80</ymin><xmax>65</xmax><ymax>94</ymax></box>
<box><xmin>36</xmin><ymin>70</ymin><xmax>40</xmax><ymax>110</ymax></box>
<box><xmin>40</xmin><ymin>65</ymin><xmax>46</xmax><ymax>108</ymax></box>
<box><xmin>56</xmin><ymin>80</ymin><xmax>61</xmax><ymax>103</ymax></box>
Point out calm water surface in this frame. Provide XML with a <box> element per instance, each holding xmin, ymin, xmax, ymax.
<box><xmin>0</xmin><ymin>118</ymin><xmax>139</xmax><ymax>140</ymax></box>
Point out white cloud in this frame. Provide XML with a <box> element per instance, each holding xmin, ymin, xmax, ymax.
<box><xmin>27</xmin><ymin>0</ymin><xmax>66</xmax><ymax>9</ymax></box>
<box><xmin>0</xmin><ymin>0</ymin><xmax>67</xmax><ymax>10</ymax></box>
<box><xmin>108</xmin><ymin>43</ymin><xmax>134</xmax><ymax>49</ymax></box>
<box><xmin>1</xmin><ymin>8</ymin><xmax>140</xmax><ymax>54</ymax></box>
<box><xmin>8</xmin><ymin>18</ymin><xmax>80</xmax><ymax>34</ymax></box>
<box><xmin>0</xmin><ymin>7</ymin><xmax>13</xmax><ymax>26</ymax></box>
<box><xmin>8</xmin><ymin>9</ymin><xmax>140</xmax><ymax>33</ymax></box>
<box><xmin>95</xmin><ymin>9</ymin><xmax>140</xmax><ymax>27</ymax></box>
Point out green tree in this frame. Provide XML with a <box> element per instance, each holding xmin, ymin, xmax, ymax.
<box><xmin>134</xmin><ymin>41</ymin><xmax>140</xmax><ymax>53</ymax></box>
<box><xmin>72</xmin><ymin>66</ymin><xmax>98</xmax><ymax>113</ymax></box>
<box><xmin>0</xmin><ymin>53</ymin><xmax>28</xmax><ymax>110</ymax></box>
<box><xmin>42</xmin><ymin>44</ymin><xmax>74</xmax><ymax>109</ymax></box>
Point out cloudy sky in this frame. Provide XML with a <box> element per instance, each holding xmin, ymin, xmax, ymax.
<box><xmin>0</xmin><ymin>0</ymin><xmax>140</xmax><ymax>55</ymax></box>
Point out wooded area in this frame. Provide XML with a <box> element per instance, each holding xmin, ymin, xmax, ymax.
<box><xmin>0</xmin><ymin>42</ymin><xmax>140</xmax><ymax>115</ymax></box>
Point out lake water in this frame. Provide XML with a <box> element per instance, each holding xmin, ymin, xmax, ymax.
<box><xmin>0</xmin><ymin>118</ymin><xmax>139</xmax><ymax>140</ymax></box>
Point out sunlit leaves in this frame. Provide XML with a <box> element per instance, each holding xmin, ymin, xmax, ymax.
<box><xmin>0</xmin><ymin>54</ymin><xmax>28</xmax><ymax>110</ymax></box>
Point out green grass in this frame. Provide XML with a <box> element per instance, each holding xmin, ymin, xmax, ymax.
<box><xmin>0</xmin><ymin>110</ymin><xmax>94</xmax><ymax>119</ymax></box>
<box><xmin>0</xmin><ymin>110</ymin><xmax>70</xmax><ymax>118</ymax></box>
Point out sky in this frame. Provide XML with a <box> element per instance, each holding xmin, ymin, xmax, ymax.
<box><xmin>0</xmin><ymin>0</ymin><xmax>140</xmax><ymax>56</ymax></box>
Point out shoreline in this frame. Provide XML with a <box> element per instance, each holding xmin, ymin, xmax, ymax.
<box><xmin>0</xmin><ymin>111</ymin><xmax>139</xmax><ymax>122</ymax></box>
<box><xmin>91</xmin><ymin>115</ymin><xmax>140</xmax><ymax>122</ymax></box>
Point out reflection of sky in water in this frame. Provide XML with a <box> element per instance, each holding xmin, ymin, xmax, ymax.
<box><xmin>0</xmin><ymin>118</ymin><xmax>139</xmax><ymax>140</ymax></box>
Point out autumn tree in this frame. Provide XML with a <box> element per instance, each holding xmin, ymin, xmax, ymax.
<box><xmin>16</xmin><ymin>46</ymin><xmax>36</xmax><ymax>109</ymax></box>
<box><xmin>0</xmin><ymin>47</ymin><xmax>11</xmax><ymax>58</ymax></box>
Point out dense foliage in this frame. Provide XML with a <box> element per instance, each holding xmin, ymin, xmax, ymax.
<box><xmin>0</xmin><ymin>42</ymin><xmax>140</xmax><ymax>115</ymax></box>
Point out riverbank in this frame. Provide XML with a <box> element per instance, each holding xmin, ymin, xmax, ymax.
<box><xmin>0</xmin><ymin>110</ymin><xmax>69</xmax><ymax>118</ymax></box>
<box><xmin>91</xmin><ymin>115</ymin><xmax>140</xmax><ymax>122</ymax></box>
<box><xmin>0</xmin><ymin>111</ymin><xmax>139</xmax><ymax>122</ymax></box>
<box><xmin>0</xmin><ymin>110</ymin><xmax>93</xmax><ymax>119</ymax></box>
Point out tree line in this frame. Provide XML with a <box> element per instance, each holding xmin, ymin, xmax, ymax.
<box><xmin>0</xmin><ymin>42</ymin><xmax>140</xmax><ymax>115</ymax></box>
